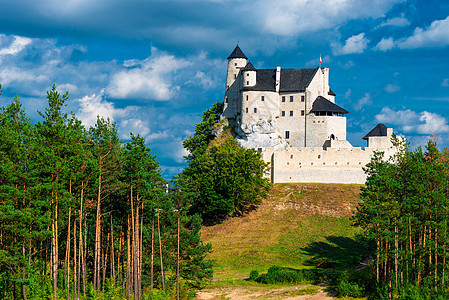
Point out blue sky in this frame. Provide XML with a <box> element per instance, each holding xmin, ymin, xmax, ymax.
<box><xmin>0</xmin><ymin>0</ymin><xmax>448</xmax><ymax>178</ymax></box>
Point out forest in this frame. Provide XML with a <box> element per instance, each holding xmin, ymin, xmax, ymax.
<box><xmin>353</xmin><ymin>137</ymin><xmax>449</xmax><ymax>299</ymax></box>
<box><xmin>0</xmin><ymin>85</ymin><xmax>270</xmax><ymax>300</ymax></box>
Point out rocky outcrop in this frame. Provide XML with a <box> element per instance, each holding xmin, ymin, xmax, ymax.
<box><xmin>235</xmin><ymin>119</ymin><xmax>289</xmax><ymax>150</ymax></box>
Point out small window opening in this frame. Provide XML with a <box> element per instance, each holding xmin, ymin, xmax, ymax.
<box><xmin>285</xmin><ymin>131</ymin><xmax>290</xmax><ymax>139</ymax></box>
<box><xmin>254</xmin><ymin>108</ymin><xmax>257</xmax><ymax>113</ymax></box>
<box><xmin>301</xmin><ymin>95</ymin><xmax>305</xmax><ymax>102</ymax></box>
<box><xmin>290</xmin><ymin>111</ymin><xmax>293</xmax><ymax>117</ymax></box>
<box><xmin>261</xmin><ymin>96</ymin><xmax>264</xmax><ymax>101</ymax></box>
<box><xmin>301</xmin><ymin>110</ymin><xmax>305</xmax><ymax>116</ymax></box>
<box><xmin>281</xmin><ymin>111</ymin><xmax>285</xmax><ymax>117</ymax></box>
<box><xmin>290</xmin><ymin>96</ymin><xmax>293</xmax><ymax>102</ymax></box>
<box><xmin>282</xmin><ymin>96</ymin><xmax>285</xmax><ymax>102</ymax></box>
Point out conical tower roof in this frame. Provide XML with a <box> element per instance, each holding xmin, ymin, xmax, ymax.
<box><xmin>241</xmin><ymin>61</ymin><xmax>256</xmax><ymax>71</ymax></box>
<box><xmin>363</xmin><ymin>123</ymin><xmax>388</xmax><ymax>140</ymax></box>
<box><xmin>227</xmin><ymin>44</ymin><xmax>247</xmax><ymax>60</ymax></box>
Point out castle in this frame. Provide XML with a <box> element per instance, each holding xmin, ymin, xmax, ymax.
<box><xmin>222</xmin><ymin>44</ymin><xmax>399</xmax><ymax>184</ymax></box>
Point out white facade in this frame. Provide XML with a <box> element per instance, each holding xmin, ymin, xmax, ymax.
<box><xmin>222</xmin><ymin>45</ymin><xmax>399</xmax><ymax>184</ymax></box>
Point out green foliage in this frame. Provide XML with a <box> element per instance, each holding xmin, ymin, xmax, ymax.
<box><xmin>250</xmin><ymin>266</ymin><xmax>317</xmax><ymax>284</ymax></box>
<box><xmin>183</xmin><ymin>102</ymin><xmax>223</xmax><ymax>160</ymax></box>
<box><xmin>353</xmin><ymin>138</ymin><xmax>449</xmax><ymax>298</ymax></box>
<box><xmin>249</xmin><ymin>270</ymin><xmax>259</xmax><ymax>281</ymax></box>
<box><xmin>178</xmin><ymin>102</ymin><xmax>270</xmax><ymax>223</ymax></box>
<box><xmin>0</xmin><ymin>85</ymin><xmax>212</xmax><ymax>299</ymax></box>
<box><xmin>336</xmin><ymin>279</ymin><xmax>364</xmax><ymax>298</ymax></box>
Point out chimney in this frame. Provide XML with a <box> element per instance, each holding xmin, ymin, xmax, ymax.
<box><xmin>275</xmin><ymin>66</ymin><xmax>281</xmax><ymax>92</ymax></box>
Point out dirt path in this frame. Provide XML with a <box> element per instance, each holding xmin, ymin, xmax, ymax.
<box><xmin>195</xmin><ymin>284</ymin><xmax>335</xmax><ymax>300</ymax></box>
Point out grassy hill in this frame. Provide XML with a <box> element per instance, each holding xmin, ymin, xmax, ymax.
<box><xmin>201</xmin><ymin>183</ymin><xmax>366</xmax><ymax>279</ymax></box>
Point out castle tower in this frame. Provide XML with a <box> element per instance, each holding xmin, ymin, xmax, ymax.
<box><xmin>223</xmin><ymin>44</ymin><xmax>248</xmax><ymax>119</ymax></box>
<box><xmin>242</xmin><ymin>61</ymin><xmax>256</xmax><ymax>87</ymax></box>
<box><xmin>225</xmin><ymin>44</ymin><xmax>247</xmax><ymax>90</ymax></box>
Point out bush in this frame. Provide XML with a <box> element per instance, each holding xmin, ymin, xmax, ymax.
<box><xmin>251</xmin><ymin>266</ymin><xmax>318</xmax><ymax>284</ymax></box>
<box><xmin>249</xmin><ymin>270</ymin><xmax>259</xmax><ymax>281</ymax></box>
<box><xmin>336</xmin><ymin>279</ymin><xmax>363</xmax><ymax>298</ymax></box>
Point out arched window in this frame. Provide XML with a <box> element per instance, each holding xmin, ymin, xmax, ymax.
<box><xmin>330</xmin><ymin>134</ymin><xmax>335</xmax><ymax>140</ymax></box>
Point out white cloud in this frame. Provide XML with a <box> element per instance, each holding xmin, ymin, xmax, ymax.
<box><xmin>119</xmin><ymin>118</ymin><xmax>151</xmax><ymax>140</ymax></box>
<box><xmin>377</xmin><ymin>14</ymin><xmax>410</xmax><ymax>28</ymax></box>
<box><xmin>442</xmin><ymin>78</ymin><xmax>449</xmax><ymax>87</ymax></box>
<box><xmin>397</xmin><ymin>16</ymin><xmax>449</xmax><ymax>49</ymax></box>
<box><xmin>353</xmin><ymin>92</ymin><xmax>372</xmax><ymax>111</ymax></box>
<box><xmin>375</xmin><ymin>107</ymin><xmax>449</xmax><ymax>134</ymax></box>
<box><xmin>107</xmin><ymin>47</ymin><xmax>192</xmax><ymax>100</ymax></box>
<box><xmin>332</xmin><ymin>33</ymin><xmax>370</xmax><ymax>55</ymax></box>
<box><xmin>344</xmin><ymin>89</ymin><xmax>352</xmax><ymax>99</ymax></box>
<box><xmin>76</xmin><ymin>90</ymin><xmax>134</xmax><ymax>127</ymax></box>
<box><xmin>193</xmin><ymin>71</ymin><xmax>215</xmax><ymax>89</ymax></box>
<box><xmin>146</xmin><ymin>131</ymin><xmax>170</xmax><ymax>142</ymax></box>
<box><xmin>374</xmin><ymin>37</ymin><xmax>395</xmax><ymax>51</ymax></box>
<box><xmin>0</xmin><ymin>35</ymin><xmax>32</xmax><ymax>56</ymax></box>
<box><xmin>262</xmin><ymin>0</ymin><xmax>401</xmax><ymax>36</ymax></box>
<box><xmin>384</xmin><ymin>83</ymin><xmax>400</xmax><ymax>93</ymax></box>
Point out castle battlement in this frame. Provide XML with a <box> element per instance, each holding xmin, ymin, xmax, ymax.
<box><xmin>222</xmin><ymin>44</ymin><xmax>399</xmax><ymax>184</ymax></box>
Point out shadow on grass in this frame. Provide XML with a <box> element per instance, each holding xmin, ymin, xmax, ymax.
<box><xmin>301</xmin><ymin>235</ymin><xmax>372</xmax><ymax>269</ymax></box>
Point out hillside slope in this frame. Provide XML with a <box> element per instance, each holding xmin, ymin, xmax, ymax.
<box><xmin>201</xmin><ymin>183</ymin><xmax>364</xmax><ymax>279</ymax></box>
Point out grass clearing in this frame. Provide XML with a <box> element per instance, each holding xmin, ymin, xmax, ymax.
<box><xmin>202</xmin><ymin>183</ymin><xmax>364</xmax><ymax>279</ymax></box>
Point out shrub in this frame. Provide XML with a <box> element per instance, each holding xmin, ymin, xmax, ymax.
<box><xmin>336</xmin><ymin>279</ymin><xmax>363</xmax><ymax>298</ymax></box>
<box><xmin>249</xmin><ymin>270</ymin><xmax>259</xmax><ymax>281</ymax></box>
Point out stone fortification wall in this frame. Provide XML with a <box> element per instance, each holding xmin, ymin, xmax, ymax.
<box><xmin>261</xmin><ymin>145</ymin><xmax>398</xmax><ymax>184</ymax></box>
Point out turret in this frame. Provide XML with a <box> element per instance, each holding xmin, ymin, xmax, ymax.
<box><xmin>242</xmin><ymin>61</ymin><xmax>256</xmax><ymax>87</ymax></box>
<box><xmin>226</xmin><ymin>44</ymin><xmax>247</xmax><ymax>90</ymax></box>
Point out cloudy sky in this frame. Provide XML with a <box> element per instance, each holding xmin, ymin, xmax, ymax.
<box><xmin>0</xmin><ymin>0</ymin><xmax>448</xmax><ymax>178</ymax></box>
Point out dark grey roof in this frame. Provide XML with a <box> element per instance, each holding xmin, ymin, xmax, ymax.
<box><xmin>363</xmin><ymin>123</ymin><xmax>388</xmax><ymax>140</ymax></box>
<box><xmin>227</xmin><ymin>45</ymin><xmax>247</xmax><ymax>60</ymax></box>
<box><xmin>241</xmin><ymin>61</ymin><xmax>256</xmax><ymax>71</ymax></box>
<box><xmin>241</xmin><ymin>67</ymin><xmax>319</xmax><ymax>92</ymax></box>
<box><xmin>310</xmin><ymin>96</ymin><xmax>349</xmax><ymax>114</ymax></box>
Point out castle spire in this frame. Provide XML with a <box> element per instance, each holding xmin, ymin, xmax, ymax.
<box><xmin>227</xmin><ymin>43</ymin><xmax>247</xmax><ymax>60</ymax></box>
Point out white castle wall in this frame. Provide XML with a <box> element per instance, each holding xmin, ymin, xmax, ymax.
<box><xmin>262</xmin><ymin>144</ymin><xmax>398</xmax><ymax>184</ymax></box>
<box><xmin>306</xmin><ymin>115</ymin><xmax>347</xmax><ymax>148</ymax></box>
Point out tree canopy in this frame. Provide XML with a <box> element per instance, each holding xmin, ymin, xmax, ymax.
<box><xmin>0</xmin><ymin>85</ymin><xmax>212</xmax><ymax>300</ymax></box>
<box><xmin>353</xmin><ymin>138</ymin><xmax>449</xmax><ymax>298</ymax></box>
<box><xmin>178</xmin><ymin>102</ymin><xmax>271</xmax><ymax>223</ymax></box>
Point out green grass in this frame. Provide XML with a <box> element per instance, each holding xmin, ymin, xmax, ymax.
<box><xmin>202</xmin><ymin>183</ymin><xmax>365</xmax><ymax>279</ymax></box>
<box><xmin>207</xmin><ymin>216</ymin><xmax>363</xmax><ymax>278</ymax></box>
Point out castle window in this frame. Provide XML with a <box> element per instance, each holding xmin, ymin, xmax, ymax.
<box><xmin>254</xmin><ymin>108</ymin><xmax>257</xmax><ymax>113</ymax></box>
<box><xmin>246</xmin><ymin>95</ymin><xmax>248</xmax><ymax>101</ymax></box>
<box><xmin>282</xmin><ymin>96</ymin><xmax>285</xmax><ymax>102</ymax></box>
<box><xmin>301</xmin><ymin>110</ymin><xmax>305</xmax><ymax>116</ymax></box>
<box><xmin>258</xmin><ymin>148</ymin><xmax>262</xmax><ymax>152</ymax></box>
<box><xmin>290</xmin><ymin>155</ymin><xmax>293</xmax><ymax>159</ymax></box>
<box><xmin>235</xmin><ymin>63</ymin><xmax>237</xmax><ymax>66</ymax></box>
<box><xmin>234</xmin><ymin>74</ymin><xmax>237</xmax><ymax>79</ymax></box>
<box><xmin>281</xmin><ymin>111</ymin><xmax>285</xmax><ymax>117</ymax></box>
<box><xmin>318</xmin><ymin>155</ymin><xmax>321</xmax><ymax>159</ymax></box>
<box><xmin>301</xmin><ymin>95</ymin><xmax>305</xmax><ymax>102</ymax></box>
<box><xmin>290</xmin><ymin>96</ymin><xmax>293</xmax><ymax>102</ymax></box>
<box><xmin>246</xmin><ymin>108</ymin><xmax>248</xmax><ymax>113</ymax></box>
<box><xmin>247</xmin><ymin>81</ymin><xmax>249</xmax><ymax>85</ymax></box>
<box><xmin>285</xmin><ymin>131</ymin><xmax>290</xmax><ymax>139</ymax></box>
<box><xmin>225</xmin><ymin>97</ymin><xmax>228</xmax><ymax>103</ymax></box>
<box><xmin>290</xmin><ymin>111</ymin><xmax>293</xmax><ymax>116</ymax></box>
<box><xmin>247</xmin><ymin>73</ymin><xmax>249</xmax><ymax>76</ymax></box>
<box><xmin>261</xmin><ymin>96</ymin><xmax>264</xmax><ymax>101</ymax></box>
